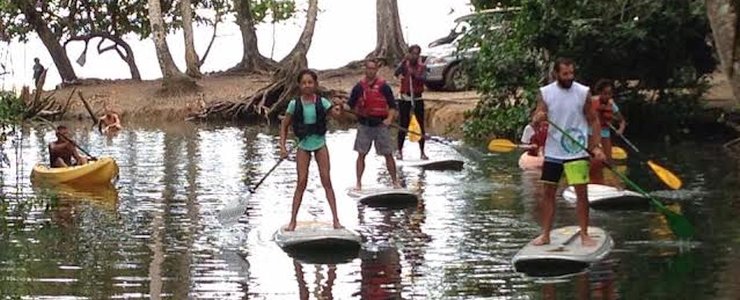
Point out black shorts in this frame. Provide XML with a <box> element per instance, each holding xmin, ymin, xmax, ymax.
<box><xmin>541</xmin><ymin>157</ymin><xmax>590</xmax><ymax>185</ymax></box>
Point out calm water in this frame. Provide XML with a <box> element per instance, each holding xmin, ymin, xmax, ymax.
<box><xmin>0</xmin><ymin>122</ymin><xmax>738</xmax><ymax>299</ymax></box>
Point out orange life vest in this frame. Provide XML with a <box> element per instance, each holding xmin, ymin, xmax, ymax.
<box><xmin>399</xmin><ymin>60</ymin><xmax>425</xmax><ymax>95</ymax></box>
<box><xmin>358</xmin><ymin>77</ymin><xmax>389</xmax><ymax>118</ymax></box>
<box><xmin>592</xmin><ymin>97</ymin><xmax>614</xmax><ymax>129</ymax></box>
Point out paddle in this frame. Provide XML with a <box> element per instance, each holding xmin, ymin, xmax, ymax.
<box><xmin>608</xmin><ymin>123</ymin><xmax>682</xmax><ymax>190</ymax></box>
<box><xmin>487</xmin><ymin>138</ymin><xmax>626</xmax><ymax>158</ymax></box>
<box><xmin>248</xmin><ymin>145</ymin><xmax>294</xmax><ymax>193</ymax></box>
<box><xmin>487</xmin><ymin>139</ymin><xmax>534</xmax><ymax>153</ymax></box>
<box><xmin>611</xmin><ymin>146</ymin><xmax>627</xmax><ymax>160</ymax></box>
<box><xmin>546</xmin><ymin>120</ymin><xmax>694</xmax><ymax>239</ymax></box>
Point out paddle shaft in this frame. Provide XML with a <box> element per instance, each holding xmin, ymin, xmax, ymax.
<box><xmin>547</xmin><ymin>121</ymin><xmax>669</xmax><ymax>211</ymax></box>
<box><xmin>58</xmin><ymin>133</ymin><xmax>97</xmax><ymax>160</ymax></box>
<box><xmin>249</xmin><ymin>146</ymin><xmax>294</xmax><ymax>193</ymax></box>
<box><xmin>35</xmin><ymin>117</ymin><xmax>98</xmax><ymax>160</ymax></box>
<box><xmin>608</xmin><ymin>123</ymin><xmax>640</xmax><ymax>154</ymax></box>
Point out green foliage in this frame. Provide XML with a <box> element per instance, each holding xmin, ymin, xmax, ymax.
<box><xmin>0</xmin><ymin>91</ymin><xmax>25</xmax><ymax>125</ymax></box>
<box><xmin>460</xmin><ymin>0</ymin><xmax>717</xmax><ymax>142</ymax></box>
<box><xmin>250</xmin><ymin>0</ymin><xmax>296</xmax><ymax>24</ymax></box>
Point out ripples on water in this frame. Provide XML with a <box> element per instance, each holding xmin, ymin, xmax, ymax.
<box><xmin>0</xmin><ymin>123</ymin><xmax>738</xmax><ymax>299</ymax></box>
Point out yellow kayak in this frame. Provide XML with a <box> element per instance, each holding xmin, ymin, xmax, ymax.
<box><xmin>31</xmin><ymin>157</ymin><xmax>119</xmax><ymax>186</ymax></box>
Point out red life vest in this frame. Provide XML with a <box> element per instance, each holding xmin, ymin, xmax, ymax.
<box><xmin>592</xmin><ymin>97</ymin><xmax>614</xmax><ymax>129</ymax></box>
<box><xmin>400</xmin><ymin>60</ymin><xmax>425</xmax><ymax>95</ymax></box>
<box><xmin>358</xmin><ymin>77</ymin><xmax>389</xmax><ymax>118</ymax></box>
<box><xmin>528</xmin><ymin>123</ymin><xmax>548</xmax><ymax>156</ymax></box>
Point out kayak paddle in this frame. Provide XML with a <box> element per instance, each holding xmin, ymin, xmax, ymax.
<box><xmin>547</xmin><ymin>120</ymin><xmax>693</xmax><ymax>239</ymax></box>
<box><xmin>487</xmin><ymin>139</ymin><xmax>534</xmax><ymax>153</ymax></box>
<box><xmin>608</xmin><ymin>123</ymin><xmax>682</xmax><ymax>190</ymax></box>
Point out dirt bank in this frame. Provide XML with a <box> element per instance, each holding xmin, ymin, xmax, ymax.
<box><xmin>38</xmin><ymin>66</ymin><xmax>479</xmax><ymax>137</ymax></box>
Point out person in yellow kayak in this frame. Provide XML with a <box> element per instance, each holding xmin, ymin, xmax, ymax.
<box><xmin>49</xmin><ymin>125</ymin><xmax>89</xmax><ymax>168</ymax></box>
<box><xmin>279</xmin><ymin>69</ymin><xmax>343</xmax><ymax>232</ymax></box>
<box><xmin>588</xmin><ymin>79</ymin><xmax>626</xmax><ymax>184</ymax></box>
<box><xmin>532</xmin><ymin>57</ymin><xmax>605</xmax><ymax>247</ymax></box>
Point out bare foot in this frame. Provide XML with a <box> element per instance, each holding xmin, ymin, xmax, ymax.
<box><xmin>332</xmin><ymin>220</ymin><xmax>344</xmax><ymax>229</ymax></box>
<box><xmin>392</xmin><ymin>182</ymin><xmax>402</xmax><ymax>189</ymax></box>
<box><xmin>353</xmin><ymin>183</ymin><xmax>362</xmax><ymax>191</ymax></box>
<box><xmin>581</xmin><ymin>234</ymin><xmax>597</xmax><ymax>247</ymax></box>
<box><xmin>532</xmin><ymin>234</ymin><xmax>550</xmax><ymax>246</ymax></box>
<box><xmin>285</xmin><ymin>221</ymin><xmax>297</xmax><ymax>232</ymax></box>
<box><xmin>420</xmin><ymin>154</ymin><xmax>429</xmax><ymax>160</ymax></box>
<box><xmin>396</xmin><ymin>151</ymin><xmax>403</xmax><ymax>160</ymax></box>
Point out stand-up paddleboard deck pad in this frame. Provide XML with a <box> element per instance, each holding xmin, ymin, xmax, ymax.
<box><xmin>512</xmin><ymin>226</ymin><xmax>614</xmax><ymax>277</ymax></box>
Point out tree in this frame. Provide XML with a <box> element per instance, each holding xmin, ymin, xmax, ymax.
<box><xmin>706</xmin><ymin>0</ymin><xmax>740</xmax><ymax>108</ymax></box>
<box><xmin>460</xmin><ymin>0</ymin><xmax>717</xmax><ymax>140</ymax></box>
<box><xmin>366</xmin><ymin>0</ymin><xmax>407</xmax><ymax>65</ymax></box>
<box><xmin>148</xmin><ymin>0</ymin><xmax>196</xmax><ymax>92</ymax></box>
<box><xmin>230</xmin><ymin>0</ymin><xmax>296</xmax><ymax>73</ymax></box>
<box><xmin>180</xmin><ymin>0</ymin><xmax>202</xmax><ymax>78</ymax></box>
<box><xmin>5</xmin><ymin>0</ymin><xmax>78</xmax><ymax>83</ymax></box>
<box><xmin>196</xmin><ymin>0</ymin><xmax>319</xmax><ymax>121</ymax></box>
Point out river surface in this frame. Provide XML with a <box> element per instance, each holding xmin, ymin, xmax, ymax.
<box><xmin>0</xmin><ymin>122</ymin><xmax>738</xmax><ymax>299</ymax></box>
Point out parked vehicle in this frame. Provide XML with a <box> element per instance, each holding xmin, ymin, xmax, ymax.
<box><xmin>422</xmin><ymin>8</ymin><xmax>519</xmax><ymax>91</ymax></box>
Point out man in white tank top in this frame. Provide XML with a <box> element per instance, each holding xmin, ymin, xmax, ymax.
<box><xmin>532</xmin><ymin>58</ymin><xmax>606</xmax><ymax>247</ymax></box>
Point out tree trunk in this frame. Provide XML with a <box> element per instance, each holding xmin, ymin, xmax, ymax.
<box><xmin>180</xmin><ymin>0</ymin><xmax>202</xmax><ymax>78</ymax></box>
<box><xmin>148</xmin><ymin>0</ymin><xmax>196</xmax><ymax>92</ymax></box>
<box><xmin>13</xmin><ymin>0</ymin><xmax>78</xmax><ymax>83</ymax></box>
<box><xmin>196</xmin><ymin>0</ymin><xmax>319</xmax><ymax>122</ymax></box>
<box><xmin>366</xmin><ymin>0</ymin><xmax>407</xmax><ymax>66</ymax></box>
<box><xmin>231</xmin><ymin>0</ymin><xmax>276</xmax><ymax>73</ymax></box>
<box><xmin>707</xmin><ymin>0</ymin><xmax>740</xmax><ymax>107</ymax></box>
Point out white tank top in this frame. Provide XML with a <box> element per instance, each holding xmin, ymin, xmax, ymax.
<box><xmin>541</xmin><ymin>81</ymin><xmax>590</xmax><ymax>160</ymax></box>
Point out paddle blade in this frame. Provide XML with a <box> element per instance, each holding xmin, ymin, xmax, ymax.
<box><xmin>611</xmin><ymin>146</ymin><xmax>628</xmax><ymax>160</ymax></box>
<box><xmin>487</xmin><ymin>139</ymin><xmax>518</xmax><ymax>153</ymax></box>
<box><xmin>408</xmin><ymin>115</ymin><xmax>422</xmax><ymax>143</ymax></box>
<box><xmin>659</xmin><ymin>205</ymin><xmax>695</xmax><ymax>239</ymax></box>
<box><xmin>648</xmin><ymin>160</ymin><xmax>682</xmax><ymax>190</ymax></box>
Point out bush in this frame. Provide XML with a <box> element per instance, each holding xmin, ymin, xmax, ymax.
<box><xmin>460</xmin><ymin>0</ymin><xmax>717</xmax><ymax>142</ymax></box>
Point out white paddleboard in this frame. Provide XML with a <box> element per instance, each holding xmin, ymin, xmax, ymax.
<box><xmin>274</xmin><ymin>221</ymin><xmax>361</xmax><ymax>251</ymax></box>
<box><xmin>513</xmin><ymin>226</ymin><xmax>614</xmax><ymax>276</ymax></box>
<box><xmin>347</xmin><ymin>187</ymin><xmax>419</xmax><ymax>206</ymax></box>
<box><xmin>562</xmin><ymin>184</ymin><xmax>649</xmax><ymax>209</ymax></box>
<box><xmin>398</xmin><ymin>159</ymin><xmax>464</xmax><ymax>171</ymax></box>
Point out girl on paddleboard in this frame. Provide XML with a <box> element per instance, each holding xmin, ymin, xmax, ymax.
<box><xmin>279</xmin><ymin>69</ymin><xmax>343</xmax><ymax>231</ymax></box>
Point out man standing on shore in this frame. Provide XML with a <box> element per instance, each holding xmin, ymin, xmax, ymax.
<box><xmin>32</xmin><ymin>58</ymin><xmax>44</xmax><ymax>86</ymax></box>
<box><xmin>532</xmin><ymin>57</ymin><xmax>605</xmax><ymax>247</ymax></box>
<box><xmin>394</xmin><ymin>44</ymin><xmax>428</xmax><ymax>161</ymax></box>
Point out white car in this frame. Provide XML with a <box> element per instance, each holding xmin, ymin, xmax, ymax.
<box><xmin>422</xmin><ymin>7</ymin><xmax>519</xmax><ymax>91</ymax></box>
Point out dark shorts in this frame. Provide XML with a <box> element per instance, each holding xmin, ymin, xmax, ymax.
<box><xmin>541</xmin><ymin>157</ymin><xmax>590</xmax><ymax>185</ymax></box>
<box><xmin>354</xmin><ymin>124</ymin><xmax>394</xmax><ymax>155</ymax></box>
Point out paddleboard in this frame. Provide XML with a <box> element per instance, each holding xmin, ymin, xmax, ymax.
<box><xmin>398</xmin><ymin>159</ymin><xmax>464</xmax><ymax>171</ymax></box>
<box><xmin>562</xmin><ymin>184</ymin><xmax>649</xmax><ymax>209</ymax></box>
<box><xmin>274</xmin><ymin>221</ymin><xmax>362</xmax><ymax>251</ymax></box>
<box><xmin>513</xmin><ymin>226</ymin><xmax>613</xmax><ymax>277</ymax></box>
<box><xmin>347</xmin><ymin>187</ymin><xmax>419</xmax><ymax>207</ymax></box>
<box><xmin>518</xmin><ymin>152</ymin><xmax>543</xmax><ymax>171</ymax></box>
